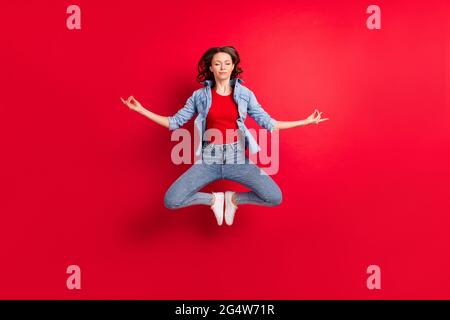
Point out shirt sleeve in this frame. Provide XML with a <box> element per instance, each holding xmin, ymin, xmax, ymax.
<box><xmin>168</xmin><ymin>91</ymin><xmax>198</xmax><ymax>130</ymax></box>
<box><xmin>247</xmin><ymin>90</ymin><xmax>277</xmax><ymax>132</ymax></box>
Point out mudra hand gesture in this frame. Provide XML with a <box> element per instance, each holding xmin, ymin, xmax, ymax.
<box><xmin>306</xmin><ymin>109</ymin><xmax>329</xmax><ymax>125</ymax></box>
<box><xmin>121</xmin><ymin>95</ymin><xmax>143</xmax><ymax>112</ymax></box>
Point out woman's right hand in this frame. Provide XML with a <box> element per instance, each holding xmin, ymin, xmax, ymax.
<box><xmin>121</xmin><ymin>95</ymin><xmax>143</xmax><ymax>112</ymax></box>
<box><xmin>306</xmin><ymin>109</ymin><xmax>329</xmax><ymax>125</ymax></box>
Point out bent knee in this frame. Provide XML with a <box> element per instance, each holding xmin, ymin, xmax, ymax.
<box><xmin>267</xmin><ymin>190</ymin><xmax>282</xmax><ymax>206</ymax></box>
<box><xmin>164</xmin><ymin>191</ymin><xmax>180</xmax><ymax>209</ymax></box>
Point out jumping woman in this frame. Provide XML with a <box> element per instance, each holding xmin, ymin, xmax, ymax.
<box><xmin>121</xmin><ymin>46</ymin><xmax>328</xmax><ymax>226</ymax></box>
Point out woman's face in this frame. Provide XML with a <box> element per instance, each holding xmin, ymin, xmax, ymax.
<box><xmin>209</xmin><ymin>52</ymin><xmax>235</xmax><ymax>82</ymax></box>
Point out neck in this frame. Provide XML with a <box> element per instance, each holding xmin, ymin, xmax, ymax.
<box><xmin>214</xmin><ymin>78</ymin><xmax>232</xmax><ymax>95</ymax></box>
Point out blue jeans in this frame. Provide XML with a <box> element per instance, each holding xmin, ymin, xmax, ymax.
<box><xmin>164</xmin><ymin>140</ymin><xmax>282</xmax><ymax>208</ymax></box>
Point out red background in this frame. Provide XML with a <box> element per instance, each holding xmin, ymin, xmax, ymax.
<box><xmin>0</xmin><ymin>0</ymin><xmax>449</xmax><ymax>299</ymax></box>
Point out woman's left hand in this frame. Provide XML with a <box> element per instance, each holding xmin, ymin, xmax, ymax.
<box><xmin>306</xmin><ymin>109</ymin><xmax>329</xmax><ymax>125</ymax></box>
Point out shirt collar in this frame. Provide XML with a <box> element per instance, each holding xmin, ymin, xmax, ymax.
<box><xmin>202</xmin><ymin>77</ymin><xmax>244</xmax><ymax>87</ymax></box>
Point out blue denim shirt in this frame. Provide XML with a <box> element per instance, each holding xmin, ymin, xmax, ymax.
<box><xmin>168</xmin><ymin>78</ymin><xmax>277</xmax><ymax>157</ymax></box>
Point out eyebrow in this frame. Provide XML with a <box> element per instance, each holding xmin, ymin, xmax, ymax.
<box><xmin>214</xmin><ymin>60</ymin><xmax>232</xmax><ymax>63</ymax></box>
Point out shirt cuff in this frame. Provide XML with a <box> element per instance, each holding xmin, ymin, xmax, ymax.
<box><xmin>168</xmin><ymin>116</ymin><xmax>177</xmax><ymax>131</ymax></box>
<box><xmin>268</xmin><ymin>118</ymin><xmax>277</xmax><ymax>132</ymax></box>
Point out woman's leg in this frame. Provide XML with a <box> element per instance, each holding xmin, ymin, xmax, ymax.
<box><xmin>222</xmin><ymin>158</ymin><xmax>283</xmax><ymax>207</ymax></box>
<box><xmin>164</xmin><ymin>162</ymin><xmax>221</xmax><ymax>209</ymax></box>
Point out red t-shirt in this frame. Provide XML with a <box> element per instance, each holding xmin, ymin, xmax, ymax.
<box><xmin>205</xmin><ymin>89</ymin><xmax>240</xmax><ymax>144</ymax></box>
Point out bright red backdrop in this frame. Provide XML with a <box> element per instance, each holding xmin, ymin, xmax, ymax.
<box><xmin>0</xmin><ymin>0</ymin><xmax>449</xmax><ymax>299</ymax></box>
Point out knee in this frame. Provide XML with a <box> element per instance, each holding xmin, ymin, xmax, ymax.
<box><xmin>267</xmin><ymin>188</ymin><xmax>283</xmax><ymax>206</ymax></box>
<box><xmin>164</xmin><ymin>189</ymin><xmax>180</xmax><ymax>209</ymax></box>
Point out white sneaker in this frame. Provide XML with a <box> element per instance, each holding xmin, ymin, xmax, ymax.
<box><xmin>224</xmin><ymin>191</ymin><xmax>238</xmax><ymax>226</ymax></box>
<box><xmin>210</xmin><ymin>192</ymin><xmax>224</xmax><ymax>226</ymax></box>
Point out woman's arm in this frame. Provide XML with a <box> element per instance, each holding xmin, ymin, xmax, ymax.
<box><xmin>247</xmin><ymin>90</ymin><xmax>328</xmax><ymax>131</ymax></box>
<box><xmin>137</xmin><ymin>106</ymin><xmax>170</xmax><ymax>129</ymax></box>
<box><xmin>273</xmin><ymin>119</ymin><xmax>309</xmax><ymax>130</ymax></box>
<box><xmin>121</xmin><ymin>96</ymin><xmax>170</xmax><ymax>129</ymax></box>
<box><xmin>273</xmin><ymin>109</ymin><xmax>329</xmax><ymax>130</ymax></box>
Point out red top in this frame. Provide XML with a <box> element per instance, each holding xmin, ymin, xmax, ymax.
<box><xmin>205</xmin><ymin>89</ymin><xmax>240</xmax><ymax>144</ymax></box>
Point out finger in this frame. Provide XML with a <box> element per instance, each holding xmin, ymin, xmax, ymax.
<box><xmin>120</xmin><ymin>97</ymin><xmax>125</xmax><ymax>104</ymax></box>
<box><xmin>319</xmin><ymin>118</ymin><xmax>329</xmax><ymax>122</ymax></box>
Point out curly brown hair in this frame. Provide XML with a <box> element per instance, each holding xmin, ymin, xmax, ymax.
<box><xmin>196</xmin><ymin>46</ymin><xmax>243</xmax><ymax>84</ymax></box>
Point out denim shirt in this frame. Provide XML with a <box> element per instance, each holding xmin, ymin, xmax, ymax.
<box><xmin>167</xmin><ymin>78</ymin><xmax>277</xmax><ymax>157</ymax></box>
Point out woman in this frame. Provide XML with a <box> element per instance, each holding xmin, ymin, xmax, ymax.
<box><xmin>121</xmin><ymin>46</ymin><xmax>328</xmax><ymax>226</ymax></box>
